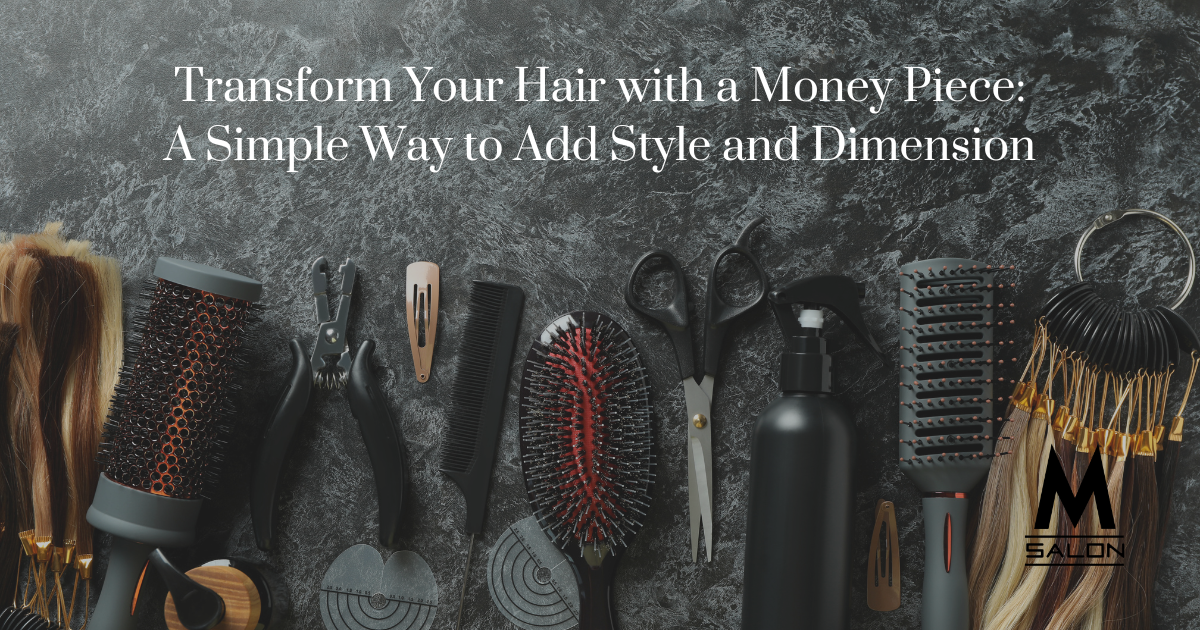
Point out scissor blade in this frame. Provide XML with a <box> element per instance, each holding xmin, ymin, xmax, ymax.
<box><xmin>691</xmin><ymin>437</ymin><xmax>713</xmax><ymax>562</ymax></box>
<box><xmin>688</xmin><ymin>439</ymin><xmax>701</xmax><ymax>562</ymax></box>
<box><xmin>683</xmin><ymin>377</ymin><xmax>714</xmax><ymax>562</ymax></box>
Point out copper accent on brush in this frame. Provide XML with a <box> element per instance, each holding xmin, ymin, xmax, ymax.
<box><xmin>100</xmin><ymin>278</ymin><xmax>254</xmax><ymax>500</ymax></box>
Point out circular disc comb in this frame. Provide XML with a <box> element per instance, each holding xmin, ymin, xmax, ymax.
<box><xmin>487</xmin><ymin>516</ymin><xmax>580</xmax><ymax>630</ymax></box>
<box><xmin>319</xmin><ymin>545</ymin><xmax>438</xmax><ymax>630</ymax></box>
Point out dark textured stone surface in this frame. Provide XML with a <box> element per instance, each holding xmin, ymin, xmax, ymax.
<box><xmin>3</xmin><ymin>0</ymin><xmax>1200</xmax><ymax>628</ymax></box>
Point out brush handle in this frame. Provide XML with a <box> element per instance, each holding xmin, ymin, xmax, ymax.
<box><xmin>568</xmin><ymin>551</ymin><xmax>619</xmax><ymax>630</ymax></box>
<box><xmin>921</xmin><ymin>496</ymin><xmax>969</xmax><ymax>630</ymax></box>
<box><xmin>91</xmin><ymin>536</ymin><xmax>154</xmax><ymax>630</ymax></box>
<box><xmin>347</xmin><ymin>340</ymin><xmax>407</xmax><ymax>549</ymax></box>
<box><xmin>251</xmin><ymin>339</ymin><xmax>313</xmax><ymax>551</ymax></box>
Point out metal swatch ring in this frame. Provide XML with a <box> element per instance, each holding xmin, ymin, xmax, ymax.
<box><xmin>1074</xmin><ymin>209</ymin><xmax>1197</xmax><ymax>310</ymax></box>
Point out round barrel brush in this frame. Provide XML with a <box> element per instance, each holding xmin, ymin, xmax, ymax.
<box><xmin>518</xmin><ymin>311</ymin><xmax>653</xmax><ymax>630</ymax></box>
<box><xmin>87</xmin><ymin>258</ymin><xmax>261</xmax><ymax>630</ymax></box>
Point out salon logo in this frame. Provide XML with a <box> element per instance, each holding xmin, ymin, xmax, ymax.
<box><xmin>1024</xmin><ymin>447</ymin><xmax>1124</xmax><ymax>566</ymax></box>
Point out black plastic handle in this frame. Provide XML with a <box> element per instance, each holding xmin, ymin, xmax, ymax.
<box><xmin>624</xmin><ymin>250</ymin><xmax>695</xmax><ymax>381</ymax></box>
<box><xmin>1159</xmin><ymin>305</ymin><xmax>1200</xmax><ymax>353</ymax></box>
<box><xmin>251</xmin><ymin>339</ymin><xmax>313</xmax><ymax>552</ymax></box>
<box><xmin>150</xmin><ymin>550</ymin><xmax>225</xmax><ymax>630</ymax></box>
<box><xmin>568</xmin><ymin>549</ymin><xmax>620</xmax><ymax>630</ymax></box>
<box><xmin>703</xmin><ymin>218</ymin><xmax>769</xmax><ymax>376</ymax></box>
<box><xmin>347</xmin><ymin>340</ymin><xmax>406</xmax><ymax>549</ymax></box>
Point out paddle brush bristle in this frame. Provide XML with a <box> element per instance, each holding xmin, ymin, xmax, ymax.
<box><xmin>98</xmin><ymin>277</ymin><xmax>256</xmax><ymax>500</ymax></box>
<box><xmin>519</xmin><ymin>311</ymin><xmax>653</xmax><ymax>553</ymax></box>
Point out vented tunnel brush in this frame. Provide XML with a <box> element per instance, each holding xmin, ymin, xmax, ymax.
<box><xmin>897</xmin><ymin>259</ymin><xmax>1012</xmax><ymax>630</ymax></box>
<box><xmin>87</xmin><ymin>258</ymin><xmax>261</xmax><ymax>630</ymax></box>
<box><xmin>519</xmin><ymin>312</ymin><xmax>652</xmax><ymax>630</ymax></box>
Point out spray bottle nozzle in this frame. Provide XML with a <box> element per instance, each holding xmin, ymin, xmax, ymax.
<box><xmin>769</xmin><ymin>276</ymin><xmax>883</xmax><ymax>393</ymax></box>
<box><xmin>769</xmin><ymin>275</ymin><xmax>884</xmax><ymax>356</ymax></box>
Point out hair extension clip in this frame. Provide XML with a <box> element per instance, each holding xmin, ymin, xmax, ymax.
<box><xmin>406</xmin><ymin>262</ymin><xmax>440</xmax><ymax>383</ymax></box>
<box><xmin>867</xmin><ymin>499</ymin><xmax>901</xmax><ymax>611</ymax></box>
<box><xmin>74</xmin><ymin>554</ymin><xmax>93</xmax><ymax>579</ymax></box>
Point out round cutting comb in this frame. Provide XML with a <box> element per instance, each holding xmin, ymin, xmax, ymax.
<box><xmin>487</xmin><ymin>516</ymin><xmax>579</xmax><ymax>630</ymax></box>
<box><xmin>319</xmin><ymin>545</ymin><xmax>438</xmax><ymax>630</ymax></box>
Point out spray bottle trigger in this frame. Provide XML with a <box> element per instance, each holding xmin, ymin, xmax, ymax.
<box><xmin>769</xmin><ymin>275</ymin><xmax>884</xmax><ymax>359</ymax></box>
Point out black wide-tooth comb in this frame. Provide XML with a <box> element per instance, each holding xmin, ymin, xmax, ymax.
<box><xmin>439</xmin><ymin>280</ymin><xmax>525</xmax><ymax>630</ymax></box>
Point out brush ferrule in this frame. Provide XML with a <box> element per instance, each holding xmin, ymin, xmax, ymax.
<box><xmin>86</xmin><ymin>474</ymin><xmax>203</xmax><ymax>547</ymax></box>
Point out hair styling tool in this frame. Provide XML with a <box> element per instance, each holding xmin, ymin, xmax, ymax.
<box><xmin>406</xmin><ymin>263</ymin><xmax>440</xmax><ymax>383</ymax></box>
<box><xmin>0</xmin><ymin>225</ymin><xmax>123</xmax><ymax>629</ymax></box>
<box><xmin>319</xmin><ymin>544</ymin><xmax>437</xmax><ymax>630</ymax></box>
<box><xmin>438</xmin><ymin>281</ymin><xmax>524</xmax><ymax>630</ymax></box>
<box><xmin>518</xmin><ymin>312</ymin><xmax>652</xmax><ymax>630</ymax></box>
<box><xmin>624</xmin><ymin>217</ymin><xmax>767</xmax><ymax>563</ymax></box>
<box><xmin>154</xmin><ymin>550</ymin><xmax>286</xmax><ymax>630</ymax></box>
<box><xmin>486</xmin><ymin>516</ymin><xmax>579</xmax><ymax>630</ymax></box>
<box><xmin>898</xmin><ymin>258</ymin><xmax>1008</xmax><ymax>630</ymax></box>
<box><xmin>86</xmin><ymin>257</ymin><xmax>261</xmax><ymax>630</ymax></box>
<box><xmin>867</xmin><ymin>500</ymin><xmax>901</xmax><ymax>612</ymax></box>
<box><xmin>251</xmin><ymin>257</ymin><xmax>407</xmax><ymax>551</ymax></box>
<box><xmin>742</xmin><ymin>276</ymin><xmax>883</xmax><ymax>630</ymax></box>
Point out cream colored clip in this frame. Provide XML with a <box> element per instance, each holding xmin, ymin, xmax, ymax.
<box><xmin>406</xmin><ymin>262</ymin><xmax>440</xmax><ymax>382</ymax></box>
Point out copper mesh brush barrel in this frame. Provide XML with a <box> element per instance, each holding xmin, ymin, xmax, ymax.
<box><xmin>87</xmin><ymin>258</ymin><xmax>261</xmax><ymax>630</ymax></box>
<box><xmin>898</xmin><ymin>258</ymin><xmax>1003</xmax><ymax>630</ymax></box>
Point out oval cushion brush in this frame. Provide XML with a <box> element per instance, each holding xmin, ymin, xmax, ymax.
<box><xmin>87</xmin><ymin>258</ymin><xmax>261</xmax><ymax>630</ymax></box>
<box><xmin>518</xmin><ymin>311</ymin><xmax>652</xmax><ymax>630</ymax></box>
<box><xmin>438</xmin><ymin>280</ymin><xmax>525</xmax><ymax>630</ymax></box>
<box><xmin>897</xmin><ymin>258</ymin><xmax>1006</xmax><ymax>630</ymax></box>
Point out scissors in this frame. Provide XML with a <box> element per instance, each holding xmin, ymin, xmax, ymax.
<box><xmin>624</xmin><ymin>217</ymin><xmax>769</xmax><ymax>562</ymax></box>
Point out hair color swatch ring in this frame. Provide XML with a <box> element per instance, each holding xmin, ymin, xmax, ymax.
<box><xmin>1074</xmin><ymin>209</ymin><xmax>1196</xmax><ymax>309</ymax></box>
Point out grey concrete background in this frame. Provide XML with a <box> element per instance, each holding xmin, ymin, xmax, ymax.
<box><xmin>3</xmin><ymin>0</ymin><xmax>1200</xmax><ymax>628</ymax></box>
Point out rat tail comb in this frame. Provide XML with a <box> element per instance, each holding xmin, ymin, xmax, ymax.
<box><xmin>898</xmin><ymin>259</ymin><xmax>1010</xmax><ymax>630</ymax></box>
<box><xmin>519</xmin><ymin>312</ymin><xmax>653</xmax><ymax>630</ymax></box>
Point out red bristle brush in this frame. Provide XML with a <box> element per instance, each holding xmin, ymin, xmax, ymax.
<box><xmin>87</xmin><ymin>258</ymin><xmax>261</xmax><ymax>630</ymax></box>
<box><xmin>518</xmin><ymin>311</ymin><xmax>653</xmax><ymax>630</ymax></box>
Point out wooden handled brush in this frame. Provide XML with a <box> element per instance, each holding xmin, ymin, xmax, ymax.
<box><xmin>518</xmin><ymin>312</ymin><xmax>653</xmax><ymax>630</ymax></box>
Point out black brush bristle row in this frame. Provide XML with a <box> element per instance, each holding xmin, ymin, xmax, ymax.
<box><xmin>519</xmin><ymin>312</ymin><xmax>653</xmax><ymax>554</ymax></box>
<box><xmin>898</xmin><ymin>259</ymin><xmax>1008</xmax><ymax>493</ymax></box>
<box><xmin>439</xmin><ymin>281</ymin><xmax>525</xmax><ymax>535</ymax></box>
<box><xmin>440</xmin><ymin>282</ymin><xmax>521</xmax><ymax>474</ymax></box>
<box><xmin>98</xmin><ymin>278</ymin><xmax>255</xmax><ymax>500</ymax></box>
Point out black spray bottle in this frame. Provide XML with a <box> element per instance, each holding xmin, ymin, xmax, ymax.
<box><xmin>741</xmin><ymin>276</ymin><xmax>883</xmax><ymax>630</ymax></box>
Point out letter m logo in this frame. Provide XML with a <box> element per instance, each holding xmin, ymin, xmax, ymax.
<box><xmin>1034</xmin><ymin>446</ymin><xmax>1116</xmax><ymax>530</ymax></box>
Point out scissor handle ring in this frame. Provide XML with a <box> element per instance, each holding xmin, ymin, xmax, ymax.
<box><xmin>1074</xmin><ymin>209</ymin><xmax>1196</xmax><ymax>310</ymax></box>
<box><xmin>706</xmin><ymin>244</ymin><xmax>769</xmax><ymax>324</ymax></box>
<box><xmin>625</xmin><ymin>249</ymin><xmax>690</xmax><ymax>329</ymax></box>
